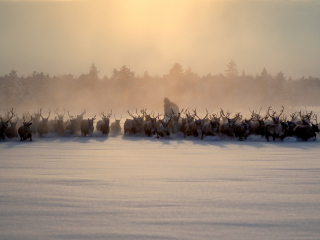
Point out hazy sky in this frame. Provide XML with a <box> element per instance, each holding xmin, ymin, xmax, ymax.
<box><xmin>0</xmin><ymin>0</ymin><xmax>319</xmax><ymax>79</ymax></box>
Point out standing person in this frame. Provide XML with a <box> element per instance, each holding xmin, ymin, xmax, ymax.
<box><xmin>164</xmin><ymin>97</ymin><xmax>179</xmax><ymax>116</ymax></box>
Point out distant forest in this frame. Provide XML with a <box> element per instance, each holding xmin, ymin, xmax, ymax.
<box><xmin>1</xmin><ymin>61</ymin><xmax>320</xmax><ymax>112</ymax></box>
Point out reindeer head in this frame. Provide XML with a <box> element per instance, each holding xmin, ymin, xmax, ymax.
<box><xmin>55</xmin><ymin>108</ymin><xmax>66</xmax><ymax>121</ymax></box>
<box><xmin>77</xmin><ymin>110</ymin><xmax>86</xmax><ymax>122</ymax></box>
<box><xmin>100</xmin><ymin>110</ymin><xmax>112</xmax><ymax>124</ymax></box>
<box><xmin>22</xmin><ymin>115</ymin><xmax>33</xmax><ymax>132</ymax></box>
<box><xmin>243</xmin><ymin>119</ymin><xmax>251</xmax><ymax>137</ymax></box>
<box><xmin>10</xmin><ymin>118</ymin><xmax>19</xmax><ymax>128</ymax></box>
<box><xmin>267</xmin><ymin>106</ymin><xmax>284</xmax><ymax>124</ymax></box>
<box><xmin>249</xmin><ymin>108</ymin><xmax>262</xmax><ymax>121</ymax></box>
<box><xmin>40</xmin><ymin>108</ymin><xmax>51</xmax><ymax>124</ymax></box>
<box><xmin>2</xmin><ymin>108</ymin><xmax>16</xmax><ymax>131</ymax></box>
<box><xmin>114</xmin><ymin>114</ymin><xmax>122</xmax><ymax>126</ymax></box>
<box><xmin>33</xmin><ymin>110</ymin><xmax>41</xmax><ymax>122</ymax></box>
<box><xmin>88</xmin><ymin>116</ymin><xmax>96</xmax><ymax>127</ymax></box>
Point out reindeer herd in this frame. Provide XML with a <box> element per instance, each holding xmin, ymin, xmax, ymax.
<box><xmin>0</xmin><ymin>106</ymin><xmax>319</xmax><ymax>142</ymax></box>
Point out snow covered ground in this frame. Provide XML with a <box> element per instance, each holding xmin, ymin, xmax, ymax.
<box><xmin>1</xmin><ymin>135</ymin><xmax>320</xmax><ymax>240</ymax></box>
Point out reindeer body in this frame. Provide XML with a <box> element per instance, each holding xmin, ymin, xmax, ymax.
<box><xmin>37</xmin><ymin>109</ymin><xmax>51</xmax><ymax>137</ymax></box>
<box><xmin>144</xmin><ymin>118</ymin><xmax>157</xmax><ymax>137</ymax></box>
<box><xmin>156</xmin><ymin>120</ymin><xmax>170</xmax><ymax>138</ymax></box>
<box><xmin>295</xmin><ymin>124</ymin><xmax>319</xmax><ymax>141</ymax></box>
<box><xmin>6</xmin><ymin>122</ymin><xmax>18</xmax><ymax>138</ymax></box>
<box><xmin>234</xmin><ymin>120</ymin><xmax>251</xmax><ymax>141</ymax></box>
<box><xmin>220</xmin><ymin>119</ymin><xmax>235</xmax><ymax>137</ymax></box>
<box><xmin>111</xmin><ymin>120</ymin><xmax>122</xmax><ymax>134</ymax></box>
<box><xmin>65</xmin><ymin>119</ymin><xmax>77</xmax><ymax>134</ymax></box>
<box><xmin>0</xmin><ymin>109</ymin><xmax>16</xmax><ymax>140</ymax></box>
<box><xmin>81</xmin><ymin>117</ymin><xmax>96</xmax><ymax>136</ymax></box>
<box><xmin>97</xmin><ymin>118</ymin><xmax>110</xmax><ymax>135</ymax></box>
<box><xmin>0</xmin><ymin>122</ymin><xmax>9</xmax><ymax>140</ymax></box>
<box><xmin>265</xmin><ymin>122</ymin><xmax>288</xmax><ymax>141</ymax></box>
<box><xmin>251</xmin><ymin>120</ymin><xmax>265</xmax><ymax>136</ymax></box>
<box><xmin>18</xmin><ymin>122</ymin><xmax>32</xmax><ymax>141</ymax></box>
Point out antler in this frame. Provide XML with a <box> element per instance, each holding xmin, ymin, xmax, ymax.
<box><xmin>5</xmin><ymin>108</ymin><xmax>16</xmax><ymax>123</ymax></box>
<box><xmin>107</xmin><ymin>109</ymin><xmax>112</xmax><ymax>118</ymax></box>
<box><xmin>79</xmin><ymin>110</ymin><xmax>86</xmax><ymax>117</ymax></box>
<box><xmin>99</xmin><ymin>112</ymin><xmax>107</xmax><ymax>119</ymax></box>
<box><xmin>6</xmin><ymin>108</ymin><xmax>16</xmax><ymax>123</ymax></box>
<box><xmin>266</xmin><ymin>106</ymin><xmax>272</xmax><ymax>118</ymax></box>
<box><xmin>278</xmin><ymin>106</ymin><xmax>284</xmax><ymax>118</ymax></box>
<box><xmin>220</xmin><ymin>108</ymin><xmax>225</xmax><ymax>117</ymax></box>
<box><xmin>234</xmin><ymin>112</ymin><xmax>242</xmax><ymax>121</ymax></box>
<box><xmin>305</xmin><ymin>111</ymin><xmax>313</xmax><ymax>120</ymax></box>
<box><xmin>127</xmin><ymin>110</ymin><xmax>135</xmax><ymax>119</ymax></box>
<box><xmin>192</xmin><ymin>109</ymin><xmax>200</xmax><ymax>119</ymax></box>
<box><xmin>290</xmin><ymin>112</ymin><xmax>297</xmax><ymax>121</ymax></box>
<box><xmin>68</xmin><ymin>111</ymin><xmax>75</xmax><ymax>120</ymax></box>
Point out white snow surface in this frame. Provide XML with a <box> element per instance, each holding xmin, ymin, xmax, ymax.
<box><xmin>1</xmin><ymin>135</ymin><xmax>320</xmax><ymax>240</ymax></box>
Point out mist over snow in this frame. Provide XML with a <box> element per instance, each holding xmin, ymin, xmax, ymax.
<box><xmin>1</xmin><ymin>64</ymin><xmax>320</xmax><ymax>114</ymax></box>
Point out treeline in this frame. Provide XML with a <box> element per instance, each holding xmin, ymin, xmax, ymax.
<box><xmin>1</xmin><ymin>62</ymin><xmax>320</xmax><ymax>112</ymax></box>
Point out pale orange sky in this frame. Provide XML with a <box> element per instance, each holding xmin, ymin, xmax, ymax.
<box><xmin>0</xmin><ymin>0</ymin><xmax>319</xmax><ymax>78</ymax></box>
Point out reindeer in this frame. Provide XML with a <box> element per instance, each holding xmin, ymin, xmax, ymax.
<box><xmin>110</xmin><ymin>114</ymin><xmax>122</xmax><ymax>134</ymax></box>
<box><xmin>201</xmin><ymin>112</ymin><xmax>221</xmax><ymax>140</ymax></box>
<box><xmin>143</xmin><ymin>110</ymin><xmax>157</xmax><ymax>137</ymax></box>
<box><xmin>97</xmin><ymin>110</ymin><xmax>112</xmax><ymax>135</ymax></box>
<box><xmin>55</xmin><ymin>108</ymin><xmax>66</xmax><ymax>121</ymax></box>
<box><xmin>6</xmin><ymin>117</ymin><xmax>19</xmax><ymax>138</ymax></box>
<box><xmin>249</xmin><ymin>108</ymin><xmax>267</xmax><ymax>136</ymax></box>
<box><xmin>220</xmin><ymin>109</ymin><xmax>241</xmax><ymax>137</ymax></box>
<box><xmin>50</xmin><ymin>108</ymin><xmax>66</xmax><ymax>135</ymax></box>
<box><xmin>294</xmin><ymin>114</ymin><xmax>319</xmax><ymax>141</ymax></box>
<box><xmin>285</xmin><ymin>112</ymin><xmax>297</xmax><ymax>137</ymax></box>
<box><xmin>65</xmin><ymin>111</ymin><xmax>77</xmax><ymax>134</ymax></box>
<box><xmin>137</xmin><ymin>108</ymin><xmax>147</xmax><ymax>133</ymax></box>
<box><xmin>249</xmin><ymin>108</ymin><xmax>262</xmax><ymax>121</ymax></box>
<box><xmin>299</xmin><ymin>110</ymin><xmax>314</xmax><ymax>126</ymax></box>
<box><xmin>171</xmin><ymin>108</ymin><xmax>182</xmax><ymax>134</ymax></box>
<box><xmin>37</xmin><ymin>108</ymin><xmax>51</xmax><ymax>137</ymax></box>
<box><xmin>124</xmin><ymin>110</ymin><xmax>141</xmax><ymax>135</ymax></box>
<box><xmin>182</xmin><ymin>109</ymin><xmax>196</xmax><ymax>137</ymax></box>
<box><xmin>0</xmin><ymin>108</ymin><xmax>15</xmax><ymax>140</ymax></box>
<box><xmin>80</xmin><ymin>115</ymin><xmax>96</xmax><ymax>136</ymax></box>
<box><xmin>156</xmin><ymin>114</ymin><xmax>172</xmax><ymax>138</ymax></box>
<box><xmin>75</xmin><ymin>110</ymin><xmax>86</xmax><ymax>131</ymax></box>
<box><xmin>267</xmin><ymin>106</ymin><xmax>284</xmax><ymax>124</ymax></box>
<box><xmin>192</xmin><ymin>109</ymin><xmax>209</xmax><ymax>138</ymax></box>
<box><xmin>234</xmin><ymin>119</ymin><xmax>251</xmax><ymax>141</ymax></box>
<box><xmin>18</xmin><ymin>114</ymin><xmax>33</xmax><ymax>141</ymax></box>
<box><xmin>265</xmin><ymin>122</ymin><xmax>288</xmax><ymax>141</ymax></box>
<box><xmin>30</xmin><ymin>109</ymin><xmax>41</xmax><ymax>134</ymax></box>
<box><xmin>164</xmin><ymin>108</ymin><xmax>182</xmax><ymax>134</ymax></box>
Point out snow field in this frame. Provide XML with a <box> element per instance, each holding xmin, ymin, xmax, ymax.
<box><xmin>0</xmin><ymin>136</ymin><xmax>320</xmax><ymax>240</ymax></box>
